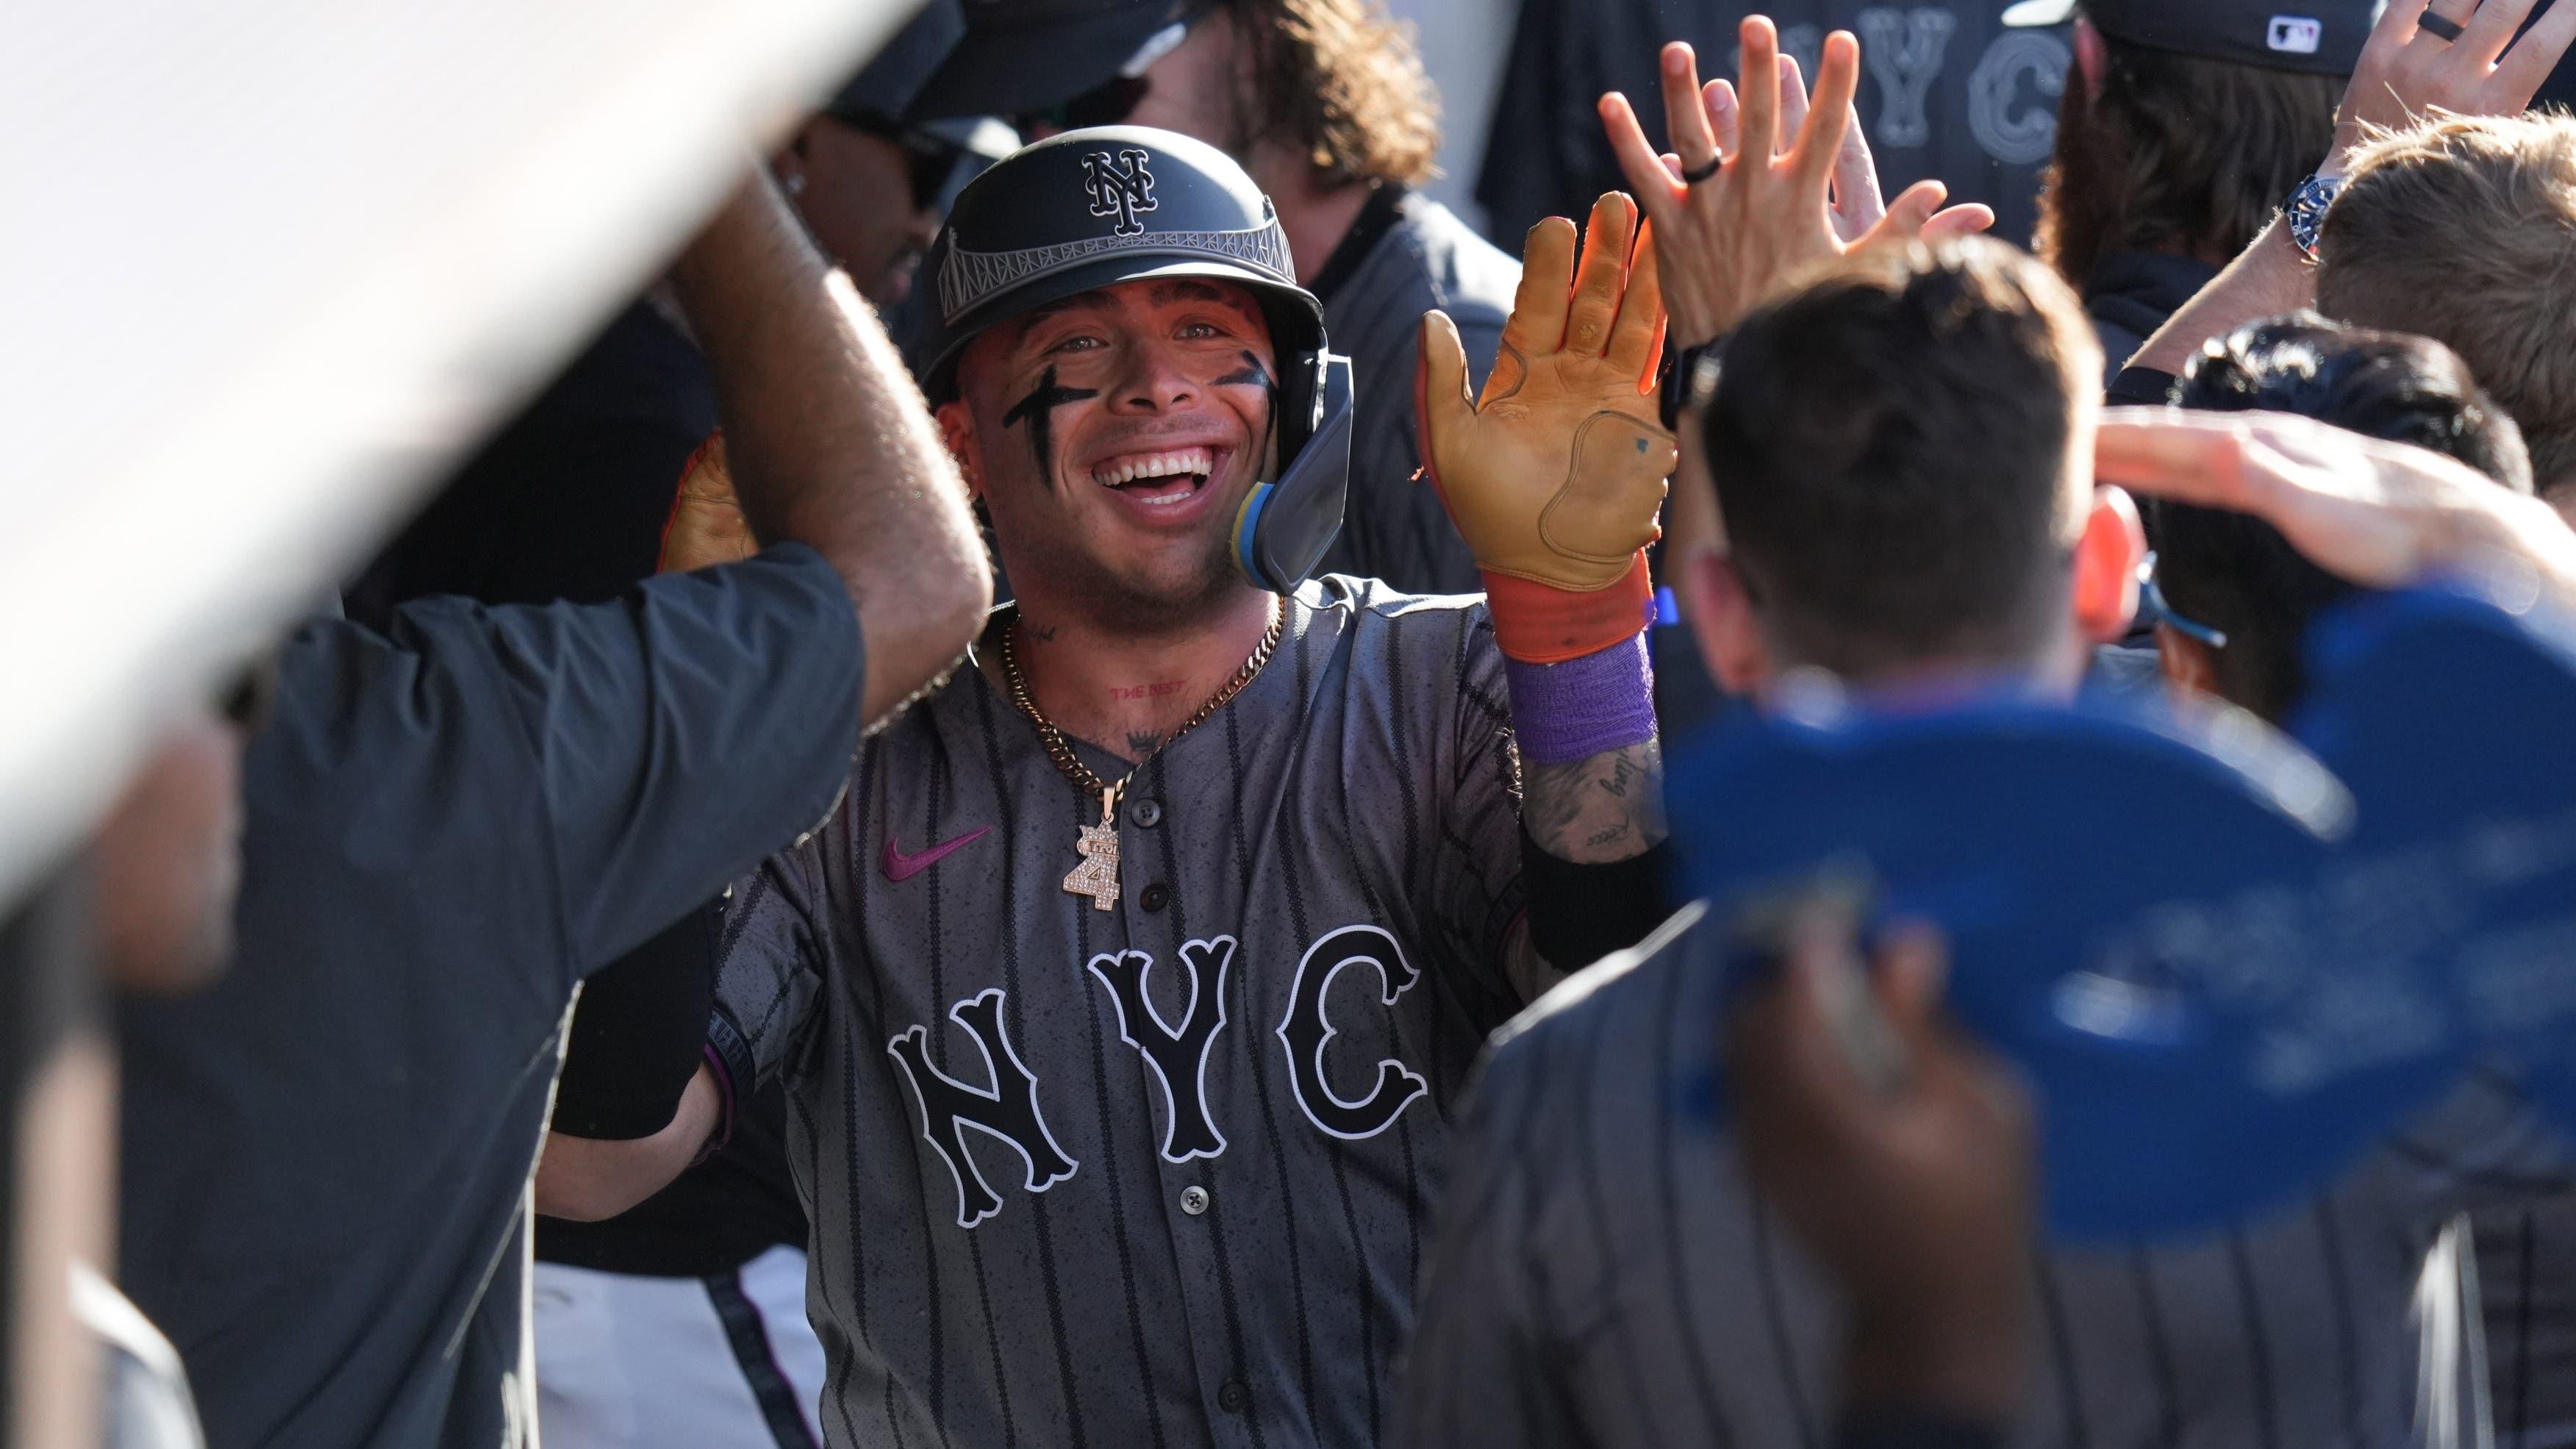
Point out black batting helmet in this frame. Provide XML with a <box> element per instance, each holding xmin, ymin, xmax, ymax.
<box><xmin>912</xmin><ymin>126</ymin><xmax>1352</xmax><ymax>592</ymax></box>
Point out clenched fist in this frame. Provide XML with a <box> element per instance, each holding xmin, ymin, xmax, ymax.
<box><xmin>1418</xmin><ymin>192</ymin><xmax>1675</xmax><ymax>662</ymax></box>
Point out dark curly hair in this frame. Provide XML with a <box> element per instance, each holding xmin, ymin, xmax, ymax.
<box><xmin>1218</xmin><ymin>0</ymin><xmax>1441</xmax><ymax>188</ymax></box>
<box><xmin>2036</xmin><ymin>38</ymin><xmax>2339</xmax><ymax>288</ymax></box>
<box><xmin>2154</xmin><ymin>313</ymin><xmax>2532</xmax><ymax>722</ymax></box>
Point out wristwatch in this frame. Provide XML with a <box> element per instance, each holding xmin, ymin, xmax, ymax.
<box><xmin>1660</xmin><ymin>337</ymin><xmax>1726</xmax><ymax>431</ymax></box>
<box><xmin>2283</xmin><ymin>171</ymin><xmax>2347</xmax><ymax>260</ymax></box>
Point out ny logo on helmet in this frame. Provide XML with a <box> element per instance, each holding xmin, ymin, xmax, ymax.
<box><xmin>1081</xmin><ymin>149</ymin><xmax>1158</xmax><ymax>237</ymax></box>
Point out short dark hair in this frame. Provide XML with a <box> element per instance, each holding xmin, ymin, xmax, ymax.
<box><xmin>2155</xmin><ymin>314</ymin><xmax>2533</xmax><ymax>722</ymax></box>
<box><xmin>2036</xmin><ymin>37</ymin><xmax>2339</xmax><ymax>287</ymax></box>
<box><xmin>1699</xmin><ymin>237</ymin><xmax>2101</xmax><ymax>679</ymax></box>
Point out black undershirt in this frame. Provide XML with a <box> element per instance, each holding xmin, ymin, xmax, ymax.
<box><xmin>1305</xmin><ymin>183</ymin><xmax>1409</xmax><ymax>308</ymax></box>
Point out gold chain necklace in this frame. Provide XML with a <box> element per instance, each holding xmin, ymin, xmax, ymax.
<box><xmin>998</xmin><ymin>597</ymin><xmax>1286</xmax><ymax>911</ymax></box>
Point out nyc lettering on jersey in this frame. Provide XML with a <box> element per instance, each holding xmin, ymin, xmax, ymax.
<box><xmin>887</xmin><ymin>924</ymin><xmax>1425</xmax><ymax>1228</ymax></box>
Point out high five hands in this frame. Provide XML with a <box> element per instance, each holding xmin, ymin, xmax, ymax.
<box><xmin>1418</xmin><ymin>194</ymin><xmax>1675</xmax><ymax>662</ymax></box>
<box><xmin>1599</xmin><ymin>18</ymin><xmax>1994</xmax><ymax>348</ymax></box>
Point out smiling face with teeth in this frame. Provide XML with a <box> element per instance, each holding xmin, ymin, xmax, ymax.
<box><xmin>938</xmin><ymin>276</ymin><xmax>1282</xmax><ymax>630</ymax></box>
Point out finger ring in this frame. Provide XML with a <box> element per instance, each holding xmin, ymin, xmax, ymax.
<box><xmin>1680</xmin><ymin>154</ymin><xmax>1722</xmax><ymax>185</ymax></box>
<box><xmin>2418</xmin><ymin>10</ymin><xmax>2464</xmax><ymax>40</ymax></box>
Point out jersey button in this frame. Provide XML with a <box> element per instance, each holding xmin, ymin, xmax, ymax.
<box><xmin>1217</xmin><ymin>1380</ymin><xmax>1249</xmax><ymax>1414</ymax></box>
<box><xmin>1139</xmin><ymin>883</ymin><xmax>1170</xmax><ymax>912</ymax></box>
<box><xmin>1129</xmin><ymin>798</ymin><xmax>1163</xmax><ymax>828</ymax></box>
<box><xmin>1179</xmin><ymin>1184</ymin><xmax>1210</xmax><ymax>1216</ymax></box>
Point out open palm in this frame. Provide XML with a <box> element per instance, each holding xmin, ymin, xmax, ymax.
<box><xmin>1417</xmin><ymin>191</ymin><xmax>1675</xmax><ymax>594</ymax></box>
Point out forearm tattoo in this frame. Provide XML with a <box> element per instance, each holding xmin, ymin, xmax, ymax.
<box><xmin>1520</xmin><ymin>738</ymin><xmax>1667</xmax><ymax>864</ymax></box>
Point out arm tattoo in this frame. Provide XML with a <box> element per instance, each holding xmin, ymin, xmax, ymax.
<box><xmin>1520</xmin><ymin>738</ymin><xmax>1667</xmax><ymax>865</ymax></box>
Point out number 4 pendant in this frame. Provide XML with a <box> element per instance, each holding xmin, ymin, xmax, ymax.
<box><xmin>1064</xmin><ymin>787</ymin><xmax>1121</xmax><ymax>912</ymax></box>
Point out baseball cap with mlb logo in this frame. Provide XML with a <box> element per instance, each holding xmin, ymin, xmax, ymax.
<box><xmin>2001</xmin><ymin>0</ymin><xmax>2374</xmax><ymax>75</ymax></box>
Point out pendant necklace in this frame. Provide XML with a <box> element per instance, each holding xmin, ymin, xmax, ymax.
<box><xmin>998</xmin><ymin>598</ymin><xmax>1285</xmax><ymax>911</ymax></box>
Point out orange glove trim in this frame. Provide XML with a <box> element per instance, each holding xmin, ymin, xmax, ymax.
<box><xmin>1481</xmin><ymin>552</ymin><xmax>1654</xmax><ymax>663</ymax></box>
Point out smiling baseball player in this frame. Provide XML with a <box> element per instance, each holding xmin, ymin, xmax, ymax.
<box><xmin>537</xmin><ymin>124</ymin><xmax>1681</xmax><ymax>1448</ymax></box>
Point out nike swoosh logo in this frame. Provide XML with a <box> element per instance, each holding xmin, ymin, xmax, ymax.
<box><xmin>881</xmin><ymin>826</ymin><xmax>993</xmax><ymax>882</ymax></box>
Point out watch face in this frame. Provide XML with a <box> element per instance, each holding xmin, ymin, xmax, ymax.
<box><xmin>2287</xmin><ymin>174</ymin><xmax>2342</xmax><ymax>257</ymax></box>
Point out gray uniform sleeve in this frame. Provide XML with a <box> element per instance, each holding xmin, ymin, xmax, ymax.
<box><xmin>708</xmin><ymin>830</ymin><xmax>831</xmax><ymax>1094</ymax></box>
<box><xmin>1425</xmin><ymin>607</ymin><xmax>1529</xmax><ymax>998</ymax></box>
<box><xmin>1396</xmin><ymin>1031</ymin><xmax>1578</xmax><ymax>1449</ymax></box>
<box><xmin>271</xmin><ymin>543</ymin><xmax>862</xmax><ymax>992</ymax></box>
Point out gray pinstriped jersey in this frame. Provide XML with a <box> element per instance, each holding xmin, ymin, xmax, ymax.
<box><xmin>1400</xmin><ymin>902</ymin><xmax>2572</xmax><ymax>1449</ymax></box>
<box><xmin>2475</xmin><ymin>1195</ymin><xmax>2576</xmax><ymax>1445</ymax></box>
<box><xmin>711</xmin><ymin>577</ymin><xmax>1530</xmax><ymax>1449</ymax></box>
<box><xmin>1314</xmin><ymin>193</ymin><xmax>1519</xmax><ymax>598</ymax></box>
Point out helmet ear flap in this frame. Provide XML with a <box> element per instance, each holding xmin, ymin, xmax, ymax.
<box><xmin>1233</xmin><ymin>352</ymin><xmax>1353</xmax><ymax>593</ymax></box>
<box><xmin>1271</xmin><ymin>346</ymin><xmax>1328</xmax><ymax>465</ymax></box>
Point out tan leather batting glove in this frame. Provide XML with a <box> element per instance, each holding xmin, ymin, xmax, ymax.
<box><xmin>1418</xmin><ymin>192</ymin><xmax>1676</xmax><ymax>662</ymax></box>
<box><xmin>659</xmin><ymin>432</ymin><xmax>758</xmax><ymax>573</ymax></box>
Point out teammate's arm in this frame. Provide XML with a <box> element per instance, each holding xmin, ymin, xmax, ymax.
<box><xmin>668</xmin><ymin>167</ymin><xmax>990</xmax><ymax>731</ymax></box>
<box><xmin>2094</xmin><ymin>407</ymin><xmax>2576</xmax><ymax>597</ymax></box>
<box><xmin>1419</xmin><ymin>193</ymin><xmax>1676</xmax><ymax>976</ymax></box>
<box><xmin>1520</xmin><ymin>741</ymin><xmax>1664</xmax><ymax>865</ymax></box>
<box><xmin>534</xmin><ymin>1065</ymin><xmax>720</xmax><ymax>1220</ymax></box>
<box><xmin>2128</xmin><ymin>0</ymin><xmax>2576</xmax><ymax>378</ymax></box>
<box><xmin>539</xmin><ymin>835</ymin><xmax>831</xmax><ymax>1222</ymax></box>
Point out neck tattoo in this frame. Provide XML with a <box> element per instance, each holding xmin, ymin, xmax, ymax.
<box><xmin>1001</xmin><ymin>365</ymin><xmax>1100</xmax><ymax>489</ymax></box>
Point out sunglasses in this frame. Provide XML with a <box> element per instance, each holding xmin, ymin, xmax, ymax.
<box><xmin>829</xmin><ymin>112</ymin><xmax>971</xmax><ymax>210</ymax></box>
<box><xmin>2133</xmin><ymin>551</ymin><xmax>2228</xmax><ymax>650</ymax></box>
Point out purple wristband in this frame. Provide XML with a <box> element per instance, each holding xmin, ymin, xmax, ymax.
<box><xmin>1503</xmin><ymin>632</ymin><xmax>1656</xmax><ymax>765</ymax></box>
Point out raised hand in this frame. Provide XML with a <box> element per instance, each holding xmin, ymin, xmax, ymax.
<box><xmin>2094</xmin><ymin>407</ymin><xmax>2576</xmax><ymax>595</ymax></box>
<box><xmin>2331</xmin><ymin>0</ymin><xmax>2576</xmax><ymax>174</ymax></box>
<box><xmin>1600</xmin><ymin>19</ymin><xmax>1985</xmax><ymax>347</ymax></box>
<box><xmin>1705</xmin><ymin>50</ymin><xmax>1995</xmax><ymax>245</ymax></box>
<box><xmin>1417</xmin><ymin>192</ymin><xmax>1675</xmax><ymax>662</ymax></box>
